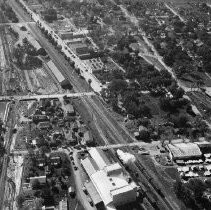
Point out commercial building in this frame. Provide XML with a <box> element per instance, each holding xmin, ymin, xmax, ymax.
<box><xmin>90</xmin><ymin>169</ymin><xmax>136</xmax><ymax>207</ymax></box>
<box><xmin>88</xmin><ymin>148</ymin><xmax>111</xmax><ymax>170</ymax></box>
<box><xmin>46</xmin><ymin>60</ymin><xmax>65</xmax><ymax>83</ymax></box>
<box><xmin>58</xmin><ymin>31</ymin><xmax>87</xmax><ymax>40</ymax></box>
<box><xmin>167</xmin><ymin>143</ymin><xmax>202</xmax><ymax>160</ymax></box>
<box><xmin>30</xmin><ymin>175</ymin><xmax>46</xmax><ymax>185</ymax></box>
<box><xmin>59</xmin><ymin>199</ymin><xmax>68</xmax><ymax>210</ymax></box>
<box><xmin>84</xmin><ymin>181</ymin><xmax>104</xmax><ymax>209</ymax></box>
<box><xmin>81</xmin><ymin>157</ymin><xmax>98</xmax><ymax>177</ymax></box>
<box><xmin>82</xmin><ymin>148</ymin><xmax>137</xmax><ymax>209</ymax></box>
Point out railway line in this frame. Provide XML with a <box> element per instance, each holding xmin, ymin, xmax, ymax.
<box><xmin>0</xmin><ymin>6</ymin><xmax>18</xmax><ymax>209</ymax></box>
<box><xmin>5</xmin><ymin>1</ymin><xmax>180</xmax><ymax>210</ymax></box>
<box><xmin>9</xmin><ymin>0</ymin><xmax>135</xmax><ymax>146</ymax></box>
<box><xmin>121</xmin><ymin>146</ymin><xmax>179</xmax><ymax>210</ymax></box>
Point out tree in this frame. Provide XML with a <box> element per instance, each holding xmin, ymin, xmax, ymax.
<box><xmin>0</xmin><ymin>143</ymin><xmax>5</xmax><ymax>157</ymax></box>
<box><xmin>29</xmin><ymin>197</ymin><xmax>44</xmax><ymax>210</ymax></box>
<box><xmin>16</xmin><ymin>194</ymin><xmax>25</xmax><ymax>208</ymax></box>
<box><xmin>187</xmin><ymin>178</ymin><xmax>206</xmax><ymax>199</ymax></box>
<box><xmin>139</xmin><ymin>130</ymin><xmax>150</xmax><ymax>141</ymax></box>
<box><xmin>31</xmin><ymin>179</ymin><xmax>41</xmax><ymax>190</ymax></box>
<box><xmin>174</xmin><ymin>180</ymin><xmax>198</xmax><ymax>208</ymax></box>
<box><xmin>61</xmin><ymin>80</ymin><xmax>73</xmax><ymax>90</ymax></box>
<box><xmin>37</xmin><ymin>48</ymin><xmax>47</xmax><ymax>56</ymax></box>
<box><xmin>171</xmin><ymin>114</ymin><xmax>189</xmax><ymax>128</ymax></box>
<box><xmin>108</xmin><ymin>79</ymin><xmax>128</xmax><ymax>93</ymax></box>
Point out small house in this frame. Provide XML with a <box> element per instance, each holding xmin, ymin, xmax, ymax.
<box><xmin>50</xmin><ymin>156</ymin><xmax>61</xmax><ymax>166</ymax></box>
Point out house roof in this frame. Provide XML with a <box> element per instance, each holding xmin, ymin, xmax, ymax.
<box><xmin>30</xmin><ymin>175</ymin><xmax>46</xmax><ymax>184</ymax></box>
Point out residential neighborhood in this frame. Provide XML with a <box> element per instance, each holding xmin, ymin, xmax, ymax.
<box><xmin>1</xmin><ymin>0</ymin><xmax>211</xmax><ymax>210</ymax></box>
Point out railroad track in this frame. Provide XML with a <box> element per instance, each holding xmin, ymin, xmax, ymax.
<box><xmin>8</xmin><ymin>1</ymin><xmax>180</xmax><ymax>210</ymax></box>
<box><xmin>0</xmin><ymin>6</ymin><xmax>18</xmax><ymax>209</ymax></box>
<box><xmin>122</xmin><ymin>147</ymin><xmax>179</xmax><ymax>210</ymax></box>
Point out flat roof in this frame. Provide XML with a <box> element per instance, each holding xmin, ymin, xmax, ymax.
<box><xmin>89</xmin><ymin>148</ymin><xmax>110</xmax><ymax>170</ymax></box>
<box><xmin>90</xmin><ymin>170</ymin><xmax>134</xmax><ymax>206</ymax></box>
<box><xmin>84</xmin><ymin>181</ymin><xmax>102</xmax><ymax>205</ymax></box>
<box><xmin>104</xmin><ymin>163</ymin><xmax>122</xmax><ymax>175</ymax></box>
<box><xmin>47</xmin><ymin>60</ymin><xmax>65</xmax><ymax>83</ymax></box>
<box><xmin>81</xmin><ymin>157</ymin><xmax>98</xmax><ymax>176</ymax></box>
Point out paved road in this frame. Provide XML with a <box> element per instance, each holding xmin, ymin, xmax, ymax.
<box><xmin>165</xmin><ymin>3</ymin><xmax>185</xmax><ymax>23</ymax></box>
<box><xmin>10</xmin><ymin>0</ymin><xmax>137</xmax><ymax>147</ymax></box>
<box><xmin>0</xmin><ymin>21</ymin><xmax>34</xmax><ymax>26</ymax></box>
<box><xmin>0</xmin><ymin>92</ymin><xmax>95</xmax><ymax>101</ymax></box>
<box><xmin>8</xmin><ymin>2</ymin><xmax>182</xmax><ymax>210</ymax></box>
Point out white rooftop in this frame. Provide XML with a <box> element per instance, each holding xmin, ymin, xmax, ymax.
<box><xmin>104</xmin><ymin>163</ymin><xmax>122</xmax><ymax>175</ymax></box>
<box><xmin>89</xmin><ymin>148</ymin><xmax>110</xmax><ymax>170</ymax></box>
<box><xmin>90</xmin><ymin>170</ymin><xmax>135</xmax><ymax>206</ymax></box>
<box><xmin>167</xmin><ymin>143</ymin><xmax>202</xmax><ymax>159</ymax></box>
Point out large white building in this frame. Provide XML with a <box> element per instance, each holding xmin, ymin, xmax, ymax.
<box><xmin>82</xmin><ymin>148</ymin><xmax>137</xmax><ymax>209</ymax></box>
<box><xmin>167</xmin><ymin>143</ymin><xmax>202</xmax><ymax>160</ymax></box>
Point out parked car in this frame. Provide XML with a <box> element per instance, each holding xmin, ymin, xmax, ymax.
<box><xmin>87</xmin><ymin>197</ymin><xmax>93</xmax><ymax>206</ymax></box>
<box><xmin>82</xmin><ymin>186</ymin><xmax>88</xmax><ymax>195</ymax></box>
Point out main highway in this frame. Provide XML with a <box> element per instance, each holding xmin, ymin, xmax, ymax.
<box><xmin>6</xmin><ymin>1</ymin><xmax>181</xmax><ymax>210</ymax></box>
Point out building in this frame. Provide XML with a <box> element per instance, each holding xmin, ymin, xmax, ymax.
<box><xmin>90</xmin><ymin>165</ymin><xmax>137</xmax><ymax>207</ymax></box>
<box><xmin>66</xmin><ymin>104</ymin><xmax>75</xmax><ymax>116</ymax></box>
<box><xmin>167</xmin><ymin>143</ymin><xmax>202</xmax><ymax>160</ymax></box>
<box><xmin>82</xmin><ymin>130</ymin><xmax>93</xmax><ymax>145</ymax></box>
<box><xmin>58</xmin><ymin>31</ymin><xmax>86</xmax><ymax>40</ymax></box>
<box><xmin>88</xmin><ymin>148</ymin><xmax>111</xmax><ymax>170</ymax></box>
<box><xmin>59</xmin><ymin>199</ymin><xmax>68</xmax><ymax>210</ymax></box>
<box><xmin>38</xmin><ymin>121</ymin><xmax>51</xmax><ymax>130</ymax></box>
<box><xmin>46</xmin><ymin>60</ymin><xmax>65</xmax><ymax>83</ymax></box>
<box><xmin>84</xmin><ymin>148</ymin><xmax>137</xmax><ymax>208</ymax></box>
<box><xmin>33</xmin><ymin>115</ymin><xmax>49</xmax><ymax>123</ymax></box>
<box><xmin>37</xmin><ymin>158</ymin><xmax>46</xmax><ymax>167</ymax></box>
<box><xmin>30</xmin><ymin>175</ymin><xmax>46</xmax><ymax>185</ymax></box>
<box><xmin>81</xmin><ymin>157</ymin><xmax>98</xmax><ymax>176</ymax></box>
<box><xmin>50</xmin><ymin>156</ymin><xmax>61</xmax><ymax>166</ymax></box>
<box><xmin>42</xmin><ymin>206</ymin><xmax>55</xmax><ymax>210</ymax></box>
<box><xmin>84</xmin><ymin>181</ymin><xmax>104</xmax><ymax>209</ymax></box>
<box><xmin>68</xmin><ymin>186</ymin><xmax>75</xmax><ymax>196</ymax></box>
<box><xmin>197</xmin><ymin>142</ymin><xmax>211</xmax><ymax>154</ymax></box>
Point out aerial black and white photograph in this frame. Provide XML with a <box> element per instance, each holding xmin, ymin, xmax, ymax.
<box><xmin>1</xmin><ymin>0</ymin><xmax>211</xmax><ymax>209</ymax></box>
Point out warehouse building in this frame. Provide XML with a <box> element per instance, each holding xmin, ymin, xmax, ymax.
<box><xmin>88</xmin><ymin>148</ymin><xmax>111</xmax><ymax>170</ymax></box>
<box><xmin>82</xmin><ymin>148</ymin><xmax>137</xmax><ymax>209</ymax></box>
<box><xmin>58</xmin><ymin>31</ymin><xmax>88</xmax><ymax>40</ymax></box>
<box><xmin>46</xmin><ymin>60</ymin><xmax>72</xmax><ymax>90</ymax></box>
<box><xmin>81</xmin><ymin>157</ymin><xmax>98</xmax><ymax>177</ymax></box>
<box><xmin>167</xmin><ymin>143</ymin><xmax>202</xmax><ymax>160</ymax></box>
<box><xmin>84</xmin><ymin>181</ymin><xmax>104</xmax><ymax>209</ymax></box>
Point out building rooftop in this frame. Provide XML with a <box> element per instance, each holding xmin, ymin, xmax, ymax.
<box><xmin>167</xmin><ymin>143</ymin><xmax>202</xmax><ymax>160</ymax></box>
<box><xmin>104</xmin><ymin>163</ymin><xmax>122</xmax><ymax>176</ymax></box>
<box><xmin>84</xmin><ymin>181</ymin><xmax>102</xmax><ymax>205</ymax></box>
<box><xmin>30</xmin><ymin>175</ymin><xmax>46</xmax><ymax>184</ymax></box>
<box><xmin>59</xmin><ymin>199</ymin><xmax>68</xmax><ymax>210</ymax></box>
<box><xmin>81</xmin><ymin>157</ymin><xmax>98</xmax><ymax>176</ymax></box>
<box><xmin>89</xmin><ymin>148</ymin><xmax>110</xmax><ymax>170</ymax></box>
<box><xmin>90</xmin><ymin>169</ymin><xmax>135</xmax><ymax>206</ymax></box>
